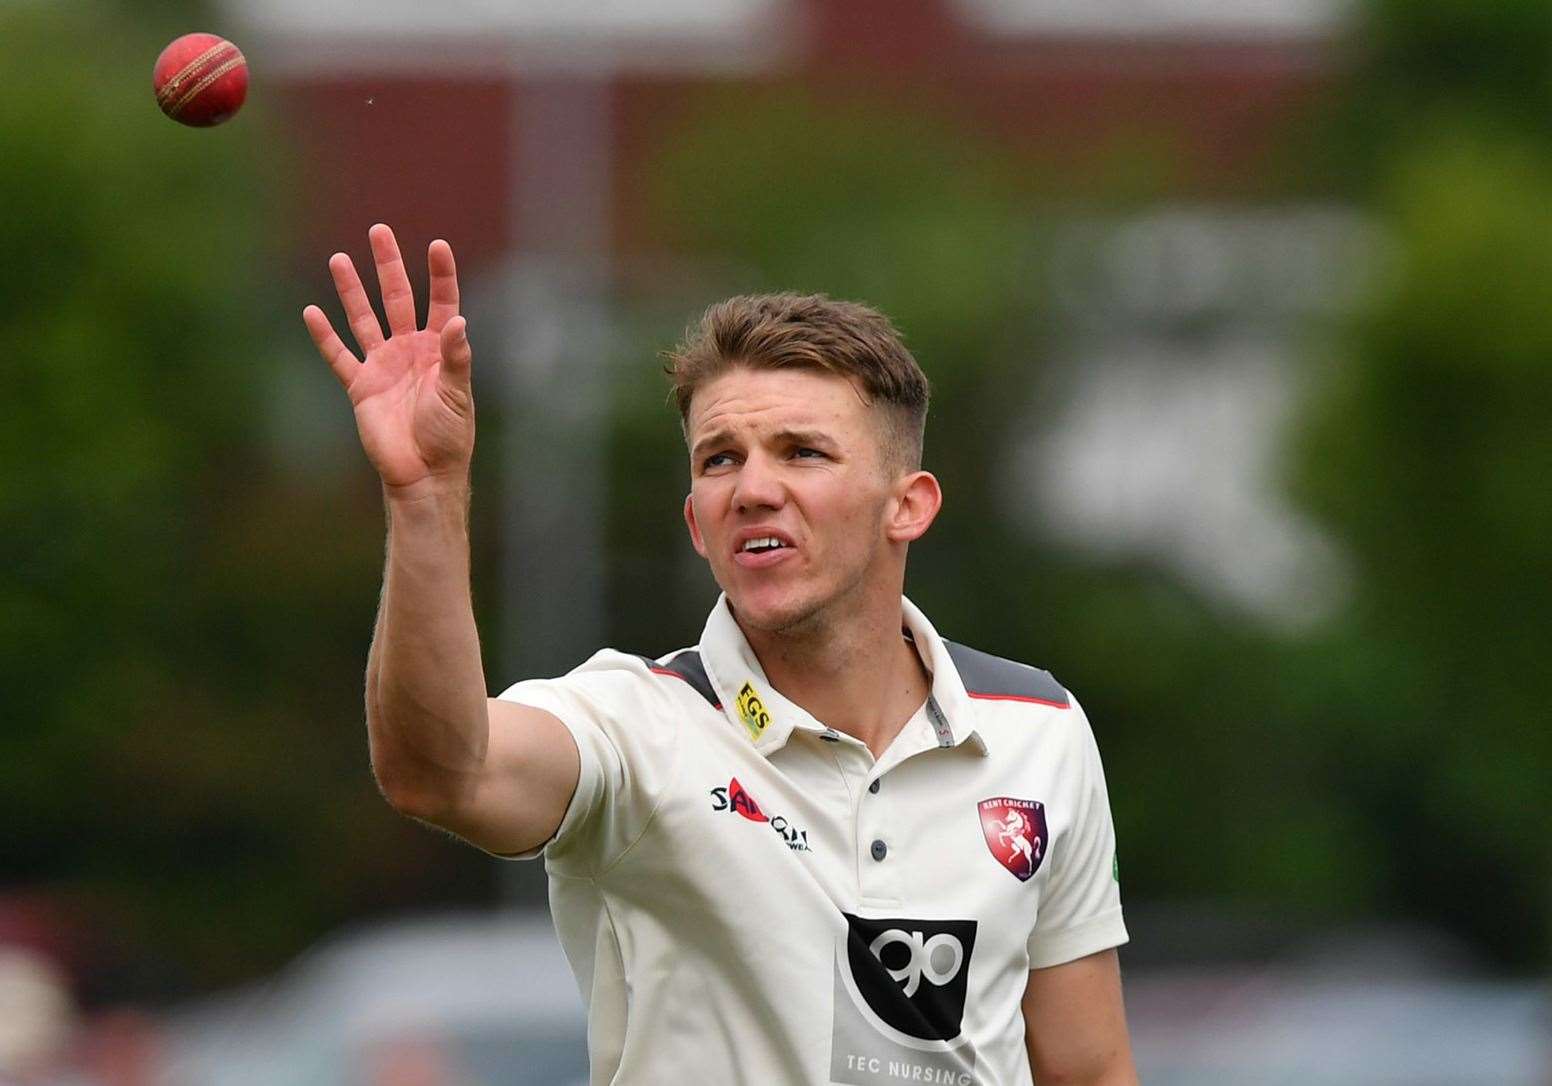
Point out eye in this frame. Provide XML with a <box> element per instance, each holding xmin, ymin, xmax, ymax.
<box><xmin>793</xmin><ymin>447</ymin><xmax>826</xmax><ymax>459</ymax></box>
<box><xmin>701</xmin><ymin>452</ymin><xmax>735</xmax><ymax>471</ymax></box>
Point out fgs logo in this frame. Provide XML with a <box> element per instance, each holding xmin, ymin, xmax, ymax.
<box><xmin>841</xmin><ymin>913</ymin><xmax>977</xmax><ymax>1043</ymax></box>
<box><xmin>735</xmin><ymin>680</ymin><xmax>772</xmax><ymax>741</ymax></box>
<box><xmin>709</xmin><ymin>777</ymin><xmax>810</xmax><ymax>851</ymax></box>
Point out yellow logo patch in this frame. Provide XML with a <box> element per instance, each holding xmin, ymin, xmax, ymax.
<box><xmin>736</xmin><ymin>681</ymin><xmax>773</xmax><ymax>741</ymax></box>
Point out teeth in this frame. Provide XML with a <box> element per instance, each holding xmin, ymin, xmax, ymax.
<box><xmin>743</xmin><ymin>536</ymin><xmax>785</xmax><ymax>552</ymax></box>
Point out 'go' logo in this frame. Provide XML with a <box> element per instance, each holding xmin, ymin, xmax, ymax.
<box><xmin>868</xmin><ymin>928</ymin><xmax>965</xmax><ymax>997</ymax></box>
<box><xmin>843</xmin><ymin>913</ymin><xmax>977</xmax><ymax>1042</ymax></box>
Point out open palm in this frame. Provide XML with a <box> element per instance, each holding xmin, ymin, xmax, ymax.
<box><xmin>303</xmin><ymin>224</ymin><xmax>475</xmax><ymax>491</ymax></box>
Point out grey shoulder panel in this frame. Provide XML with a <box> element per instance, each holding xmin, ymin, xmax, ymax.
<box><xmin>636</xmin><ymin>651</ymin><xmax>721</xmax><ymax>709</ymax></box>
<box><xmin>943</xmin><ymin>641</ymin><xmax>1069</xmax><ymax>708</ymax></box>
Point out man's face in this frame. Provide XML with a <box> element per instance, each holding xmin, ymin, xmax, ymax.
<box><xmin>683</xmin><ymin>366</ymin><xmax>906</xmax><ymax>635</ymax></box>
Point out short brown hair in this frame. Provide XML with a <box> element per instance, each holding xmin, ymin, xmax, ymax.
<box><xmin>665</xmin><ymin>292</ymin><xmax>930</xmax><ymax>471</ymax></box>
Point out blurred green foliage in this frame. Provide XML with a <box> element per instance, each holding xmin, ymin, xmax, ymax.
<box><xmin>1288</xmin><ymin>0</ymin><xmax>1552</xmax><ymax>967</ymax></box>
<box><xmin>0</xmin><ymin>4</ymin><xmax>491</xmax><ymax>993</ymax></box>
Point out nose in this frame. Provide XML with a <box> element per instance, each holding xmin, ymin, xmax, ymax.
<box><xmin>732</xmin><ymin>450</ymin><xmax>785</xmax><ymax>514</ymax></box>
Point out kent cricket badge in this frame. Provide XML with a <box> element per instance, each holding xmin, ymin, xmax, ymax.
<box><xmin>977</xmin><ymin>797</ymin><xmax>1047</xmax><ymax>882</ymax></box>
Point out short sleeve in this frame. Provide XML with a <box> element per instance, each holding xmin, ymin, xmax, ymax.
<box><xmin>494</xmin><ymin>649</ymin><xmax>684</xmax><ymax>877</ymax></box>
<box><xmin>1026</xmin><ymin>695</ymin><xmax>1128</xmax><ymax>969</ymax></box>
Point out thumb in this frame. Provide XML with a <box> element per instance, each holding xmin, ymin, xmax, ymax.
<box><xmin>439</xmin><ymin>316</ymin><xmax>473</xmax><ymax>388</ymax></box>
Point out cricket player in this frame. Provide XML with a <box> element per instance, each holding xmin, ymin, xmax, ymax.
<box><xmin>303</xmin><ymin>224</ymin><xmax>1137</xmax><ymax>1085</ymax></box>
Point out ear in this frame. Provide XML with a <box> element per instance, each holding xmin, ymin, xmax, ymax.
<box><xmin>885</xmin><ymin>470</ymin><xmax>942</xmax><ymax>544</ymax></box>
<box><xmin>684</xmin><ymin>491</ymin><xmax>710</xmax><ymax>557</ymax></box>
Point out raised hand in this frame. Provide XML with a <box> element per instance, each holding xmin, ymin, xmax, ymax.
<box><xmin>302</xmin><ymin>224</ymin><xmax>475</xmax><ymax>493</ymax></box>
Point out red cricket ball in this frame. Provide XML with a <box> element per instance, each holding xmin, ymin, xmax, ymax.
<box><xmin>153</xmin><ymin>33</ymin><xmax>248</xmax><ymax>127</ymax></box>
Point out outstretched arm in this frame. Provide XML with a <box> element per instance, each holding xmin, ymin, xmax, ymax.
<box><xmin>303</xmin><ymin>224</ymin><xmax>578</xmax><ymax>856</ymax></box>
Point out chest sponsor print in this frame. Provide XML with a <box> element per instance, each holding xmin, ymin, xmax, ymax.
<box><xmin>831</xmin><ymin>913</ymin><xmax>980</xmax><ymax>1085</ymax></box>
<box><xmin>708</xmin><ymin>777</ymin><xmax>810</xmax><ymax>851</ymax></box>
<box><xmin>977</xmin><ymin>797</ymin><xmax>1047</xmax><ymax>882</ymax></box>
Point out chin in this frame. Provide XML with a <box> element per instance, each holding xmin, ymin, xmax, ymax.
<box><xmin>725</xmin><ymin>583</ymin><xmax>827</xmax><ymax>636</ymax></box>
<box><xmin>733</xmin><ymin>569</ymin><xmax>878</xmax><ymax>639</ymax></box>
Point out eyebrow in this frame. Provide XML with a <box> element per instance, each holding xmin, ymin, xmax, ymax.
<box><xmin>691</xmin><ymin>427</ymin><xmax>836</xmax><ymax>461</ymax></box>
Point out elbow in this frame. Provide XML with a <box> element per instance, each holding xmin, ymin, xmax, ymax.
<box><xmin>365</xmin><ymin>706</ymin><xmax>488</xmax><ymax>824</ymax></box>
<box><xmin>374</xmin><ymin>774</ymin><xmax>442</xmax><ymax>822</ymax></box>
<box><xmin>371</xmin><ymin>763</ymin><xmax>470</xmax><ymax>825</ymax></box>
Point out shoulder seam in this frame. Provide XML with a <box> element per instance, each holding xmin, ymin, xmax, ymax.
<box><xmin>944</xmin><ymin>640</ymin><xmax>1070</xmax><ymax>709</ymax></box>
<box><xmin>636</xmin><ymin>650</ymin><xmax>722</xmax><ymax>709</ymax></box>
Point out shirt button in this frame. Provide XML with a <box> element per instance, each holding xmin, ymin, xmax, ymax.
<box><xmin>868</xmin><ymin>778</ymin><xmax>881</xmax><ymax>794</ymax></box>
<box><xmin>870</xmin><ymin>839</ymin><xmax>888</xmax><ymax>862</ymax></box>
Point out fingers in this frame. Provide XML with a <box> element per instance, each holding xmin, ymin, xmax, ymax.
<box><xmin>424</xmin><ymin>239</ymin><xmax>460</xmax><ymax>332</ymax></box>
<box><xmin>302</xmin><ymin>304</ymin><xmax>360</xmax><ymax>389</ymax></box>
<box><xmin>369</xmin><ymin>223</ymin><xmax>418</xmax><ymax>337</ymax></box>
<box><xmin>439</xmin><ymin>315</ymin><xmax>472</xmax><ymax>391</ymax></box>
<box><xmin>328</xmin><ymin>251</ymin><xmax>385</xmax><ymax>355</ymax></box>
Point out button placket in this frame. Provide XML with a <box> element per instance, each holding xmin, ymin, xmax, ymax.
<box><xmin>845</xmin><ymin>747</ymin><xmax>896</xmax><ymax>899</ymax></box>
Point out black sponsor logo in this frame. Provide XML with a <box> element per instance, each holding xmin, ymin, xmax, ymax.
<box><xmin>843</xmin><ymin>914</ymin><xmax>977</xmax><ymax>1043</ymax></box>
<box><xmin>709</xmin><ymin>777</ymin><xmax>811</xmax><ymax>851</ymax></box>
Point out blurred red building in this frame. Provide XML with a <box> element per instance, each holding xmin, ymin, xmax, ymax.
<box><xmin>233</xmin><ymin>0</ymin><xmax>1337</xmax><ymax>277</ymax></box>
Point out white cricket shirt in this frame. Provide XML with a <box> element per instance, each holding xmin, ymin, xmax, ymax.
<box><xmin>497</xmin><ymin>595</ymin><xmax>1127</xmax><ymax>1086</ymax></box>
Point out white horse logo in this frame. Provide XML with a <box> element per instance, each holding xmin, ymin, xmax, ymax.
<box><xmin>997</xmin><ymin>809</ymin><xmax>1041</xmax><ymax>875</ymax></box>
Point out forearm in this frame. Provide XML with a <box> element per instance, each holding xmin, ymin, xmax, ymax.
<box><xmin>1023</xmin><ymin>950</ymin><xmax>1137</xmax><ymax>1085</ymax></box>
<box><xmin>366</xmin><ymin>476</ymin><xmax>491</xmax><ymax>816</ymax></box>
<box><xmin>1027</xmin><ymin>1063</ymin><xmax>1138</xmax><ymax>1086</ymax></box>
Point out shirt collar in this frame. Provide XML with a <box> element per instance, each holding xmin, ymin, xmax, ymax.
<box><xmin>901</xmin><ymin>596</ymin><xmax>989</xmax><ymax>756</ymax></box>
<box><xmin>696</xmin><ymin>594</ymin><xmax>989</xmax><ymax>757</ymax></box>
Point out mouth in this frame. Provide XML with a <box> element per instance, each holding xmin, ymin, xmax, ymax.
<box><xmin>733</xmin><ymin>531</ymin><xmax>797</xmax><ymax>568</ymax></box>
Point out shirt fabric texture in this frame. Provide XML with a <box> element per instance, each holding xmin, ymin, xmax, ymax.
<box><xmin>497</xmin><ymin>595</ymin><xmax>1127</xmax><ymax>1086</ymax></box>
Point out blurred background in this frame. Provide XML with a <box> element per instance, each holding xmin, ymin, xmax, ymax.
<box><xmin>4</xmin><ymin>0</ymin><xmax>1549</xmax><ymax>1081</ymax></box>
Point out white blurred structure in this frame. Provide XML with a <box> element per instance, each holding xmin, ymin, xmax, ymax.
<box><xmin>160</xmin><ymin>913</ymin><xmax>586</xmax><ymax>1086</ymax></box>
<box><xmin>231</xmin><ymin>0</ymin><xmax>792</xmax><ymax>76</ymax></box>
<box><xmin>1133</xmin><ymin>972</ymin><xmax>1549</xmax><ymax>1085</ymax></box>
<box><xmin>1130</xmin><ymin>924</ymin><xmax>1552</xmax><ymax>1085</ymax></box>
<box><xmin>0</xmin><ymin>947</ymin><xmax>75</xmax><ymax>1081</ymax></box>
<box><xmin>956</xmin><ymin>0</ymin><xmax>1347</xmax><ymax>38</ymax></box>
<box><xmin>1018</xmin><ymin>207</ymin><xmax>1378</xmax><ymax>629</ymax></box>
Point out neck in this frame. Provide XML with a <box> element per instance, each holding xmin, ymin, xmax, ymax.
<box><xmin>738</xmin><ymin>586</ymin><xmax>931</xmax><ymax>759</ymax></box>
